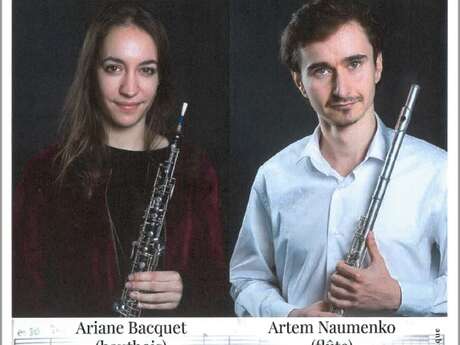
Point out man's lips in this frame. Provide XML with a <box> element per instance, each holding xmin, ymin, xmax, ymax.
<box><xmin>330</xmin><ymin>102</ymin><xmax>355</xmax><ymax>108</ymax></box>
<box><xmin>328</xmin><ymin>99</ymin><xmax>360</xmax><ymax>110</ymax></box>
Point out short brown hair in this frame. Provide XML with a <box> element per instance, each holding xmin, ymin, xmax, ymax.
<box><xmin>280</xmin><ymin>0</ymin><xmax>383</xmax><ymax>72</ymax></box>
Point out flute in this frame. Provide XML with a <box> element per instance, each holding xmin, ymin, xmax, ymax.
<box><xmin>330</xmin><ymin>84</ymin><xmax>420</xmax><ymax>315</ymax></box>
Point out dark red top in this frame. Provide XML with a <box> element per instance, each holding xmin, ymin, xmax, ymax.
<box><xmin>13</xmin><ymin>144</ymin><xmax>230</xmax><ymax>316</ymax></box>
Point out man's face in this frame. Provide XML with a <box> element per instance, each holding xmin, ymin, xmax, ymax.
<box><xmin>292</xmin><ymin>21</ymin><xmax>382</xmax><ymax>128</ymax></box>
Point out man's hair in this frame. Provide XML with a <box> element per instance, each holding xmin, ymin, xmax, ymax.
<box><xmin>280</xmin><ymin>0</ymin><xmax>383</xmax><ymax>73</ymax></box>
<box><xmin>56</xmin><ymin>1</ymin><xmax>174</xmax><ymax>194</ymax></box>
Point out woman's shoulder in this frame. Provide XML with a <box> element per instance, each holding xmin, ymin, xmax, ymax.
<box><xmin>19</xmin><ymin>144</ymin><xmax>60</xmax><ymax>186</ymax></box>
<box><xmin>176</xmin><ymin>143</ymin><xmax>217</xmax><ymax>183</ymax></box>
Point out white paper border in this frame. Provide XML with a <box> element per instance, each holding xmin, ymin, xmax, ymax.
<box><xmin>446</xmin><ymin>0</ymin><xmax>459</xmax><ymax>344</ymax></box>
<box><xmin>2</xmin><ymin>0</ymin><xmax>13</xmax><ymax>345</ymax></box>
<box><xmin>3</xmin><ymin>0</ymin><xmax>459</xmax><ymax>344</ymax></box>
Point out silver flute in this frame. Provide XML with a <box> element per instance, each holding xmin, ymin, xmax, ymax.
<box><xmin>114</xmin><ymin>102</ymin><xmax>189</xmax><ymax>317</ymax></box>
<box><xmin>330</xmin><ymin>84</ymin><xmax>420</xmax><ymax>315</ymax></box>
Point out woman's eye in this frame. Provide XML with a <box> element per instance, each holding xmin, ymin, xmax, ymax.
<box><xmin>103</xmin><ymin>64</ymin><xmax>122</xmax><ymax>73</ymax></box>
<box><xmin>140</xmin><ymin>67</ymin><xmax>157</xmax><ymax>76</ymax></box>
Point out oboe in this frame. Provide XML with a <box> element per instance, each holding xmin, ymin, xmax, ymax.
<box><xmin>330</xmin><ymin>84</ymin><xmax>420</xmax><ymax>315</ymax></box>
<box><xmin>114</xmin><ymin>102</ymin><xmax>189</xmax><ymax>317</ymax></box>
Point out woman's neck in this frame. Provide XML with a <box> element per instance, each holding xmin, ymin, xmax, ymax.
<box><xmin>105</xmin><ymin>123</ymin><xmax>146</xmax><ymax>151</ymax></box>
<box><xmin>104</xmin><ymin>123</ymin><xmax>169</xmax><ymax>151</ymax></box>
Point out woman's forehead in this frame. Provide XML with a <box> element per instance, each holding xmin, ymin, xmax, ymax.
<box><xmin>100</xmin><ymin>24</ymin><xmax>158</xmax><ymax>61</ymax></box>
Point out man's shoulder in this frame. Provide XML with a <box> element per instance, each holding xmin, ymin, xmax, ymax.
<box><xmin>401</xmin><ymin>134</ymin><xmax>446</xmax><ymax>166</ymax></box>
<box><xmin>394</xmin><ymin>134</ymin><xmax>447</xmax><ymax>189</ymax></box>
<box><xmin>257</xmin><ymin>135</ymin><xmax>311</xmax><ymax>177</ymax></box>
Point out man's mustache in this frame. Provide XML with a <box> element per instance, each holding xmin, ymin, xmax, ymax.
<box><xmin>327</xmin><ymin>95</ymin><xmax>363</xmax><ymax>106</ymax></box>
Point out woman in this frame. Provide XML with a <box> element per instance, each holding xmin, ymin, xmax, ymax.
<box><xmin>13</xmin><ymin>1</ymin><xmax>228</xmax><ymax>317</ymax></box>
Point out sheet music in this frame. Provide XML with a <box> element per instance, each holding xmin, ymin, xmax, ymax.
<box><xmin>383</xmin><ymin>334</ymin><xmax>445</xmax><ymax>345</ymax></box>
<box><xmin>191</xmin><ymin>334</ymin><xmax>268</xmax><ymax>345</ymax></box>
<box><xmin>14</xmin><ymin>338</ymin><xmax>73</xmax><ymax>345</ymax></box>
<box><xmin>11</xmin><ymin>318</ymin><xmax>448</xmax><ymax>345</ymax></box>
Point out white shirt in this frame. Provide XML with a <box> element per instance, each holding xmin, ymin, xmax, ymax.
<box><xmin>230</xmin><ymin>116</ymin><xmax>447</xmax><ymax>316</ymax></box>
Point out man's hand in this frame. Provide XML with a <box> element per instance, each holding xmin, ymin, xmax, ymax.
<box><xmin>328</xmin><ymin>231</ymin><xmax>401</xmax><ymax>311</ymax></box>
<box><xmin>125</xmin><ymin>271</ymin><xmax>183</xmax><ymax>310</ymax></box>
<box><xmin>288</xmin><ymin>301</ymin><xmax>338</xmax><ymax>317</ymax></box>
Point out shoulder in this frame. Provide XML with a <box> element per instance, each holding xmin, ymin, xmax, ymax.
<box><xmin>18</xmin><ymin>144</ymin><xmax>60</xmax><ymax>186</ymax></box>
<box><xmin>176</xmin><ymin>143</ymin><xmax>219</xmax><ymax>186</ymax></box>
<box><xmin>402</xmin><ymin>133</ymin><xmax>446</xmax><ymax>159</ymax></box>
<box><xmin>257</xmin><ymin>135</ymin><xmax>310</xmax><ymax>180</ymax></box>
<box><xmin>380</xmin><ymin>120</ymin><xmax>446</xmax><ymax>173</ymax></box>
<box><xmin>400</xmin><ymin>134</ymin><xmax>447</xmax><ymax>171</ymax></box>
<box><xmin>388</xmin><ymin>133</ymin><xmax>447</xmax><ymax>198</ymax></box>
<box><xmin>14</xmin><ymin>144</ymin><xmax>62</xmax><ymax>208</ymax></box>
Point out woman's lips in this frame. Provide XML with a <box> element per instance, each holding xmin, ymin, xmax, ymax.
<box><xmin>114</xmin><ymin>101</ymin><xmax>142</xmax><ymax>112</ymax></box>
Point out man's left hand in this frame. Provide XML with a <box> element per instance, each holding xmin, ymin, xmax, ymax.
<box><xmin>328</xmin><ymin>231</ymin><xmax>401</xmax><ymax>311</ymax></box>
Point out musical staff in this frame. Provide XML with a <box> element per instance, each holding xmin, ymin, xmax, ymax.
<box><xmin>12</xmin><ymin>319</ymin><xmax>448</xmax><ymax>345</ymax></box>
<box><xmin>383</xmin><ymin>334</ymin><xmax>444</xmax><ymax>345</ymax></box>
<box><xmin>191</xmin><ymin>334</ymin><xmax>268</xmax><ymax>345</ymax></box>
<box><xmin>13</xmin><ymin>338</ymin><xmax>73</xmax><ymax>345</ymax></box>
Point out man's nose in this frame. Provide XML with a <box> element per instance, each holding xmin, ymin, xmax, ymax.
<box><xmin>119</xmin><ymin>71</ymin><xmax>139</xmax><ymax>97</ymax></box>
<box><xmin>331</xmin><ymin>70</ymin><xmax>351</xmax><ymax>98</ymax></box>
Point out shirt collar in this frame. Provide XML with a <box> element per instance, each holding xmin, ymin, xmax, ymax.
<box><xmin>299</xmin><ymin>113</ymin><xmax>391</xmax><ymax>165</ymax></box>
<box><xmin>365</xmin><ymin>114</ymin><xmax>389</xmax><ymax>162</ymax></box>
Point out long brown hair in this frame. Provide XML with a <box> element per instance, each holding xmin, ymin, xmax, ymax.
<box><xmin>56</xmin><ymin>1</ymin><xmax>174</xmax><ymax>193</ymax></box>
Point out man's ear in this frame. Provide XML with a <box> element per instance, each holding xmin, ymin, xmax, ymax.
<box><xmin>375</xmin><ymin>52</ymin><xmax>383</xmax><ymax>84</ymax></box>
<box><xmin>291</xmin><ymin>71</ymin><xmax>308</xmax><ymax>98</ymax></box>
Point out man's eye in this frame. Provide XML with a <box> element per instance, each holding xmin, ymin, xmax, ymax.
<box><xmin>313</xmin><ymin>67</ymin><xmax>331</xmax><ymax>78</ymax></box>
<box><xmin>348</xmin><ymin>60</ymin><xmax>362</xmax><ymax>70</ymax></box>
<box><xmin>104</xmin><ymin>64</ymin><xmax>122</xmax><ymax>73</ymax></box>
<box><xmin>140</xmin><ymin>67</ymin><xmax>157</xmax><ymax>76</ymax></box>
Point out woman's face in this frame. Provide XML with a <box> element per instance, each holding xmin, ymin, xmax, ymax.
<box><xmin>97</xmin><ymin>24</ymin><xmax>159</xmax><ymax>132</ymax></box>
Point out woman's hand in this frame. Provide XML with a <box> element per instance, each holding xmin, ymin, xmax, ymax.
<box><xmin>125</xmin><ymin>271</ymin><xmax>183</xmax><ymax>310</ymax></box>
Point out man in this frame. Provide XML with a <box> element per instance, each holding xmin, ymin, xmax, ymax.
<box><xmin>230</xmin><ymin>0</ymin><xmax>446</xmax><ymax>317</ymax></box>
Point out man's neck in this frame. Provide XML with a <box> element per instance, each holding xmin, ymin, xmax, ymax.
<box><xmin>318</xmin><ymin>113</ymin><xmax>377</xmax><ymax>177</ymax></box>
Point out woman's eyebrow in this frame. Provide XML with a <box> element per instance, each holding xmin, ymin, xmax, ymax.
<box><xmin>101</xmin><ymin>56</ymin><xmax>158</xmax><ymax>65</ymax></box>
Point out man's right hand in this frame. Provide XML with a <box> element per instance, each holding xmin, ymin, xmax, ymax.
<box><xmin>288</xmin><ymin>301</ymin><xmax>338</xmax><ymax>317</ymax></box>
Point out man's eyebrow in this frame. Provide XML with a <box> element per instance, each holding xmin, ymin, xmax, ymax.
<box><xmin>343</xmin><ymin>54</ymin><xmax>368</xmax><ymax>63</ymax></box>
<box><xmin>307</xmin><ymin>62</ymin><xmax>332</xmax><ymax>73</ymax></box>
<box><xmin>139</xmin><ymin>59</ymin><xmax>158</xmax><ymax>66</ymax></box>
<box><xmin>101</xmin><ymin>56</ymin><xmax>158</xmax><ymax>65</ymax></box>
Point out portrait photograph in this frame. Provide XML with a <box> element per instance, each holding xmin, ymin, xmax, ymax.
<box><xmin>3</xmin><ymin>0</ymin><xmax>458</xmax><ymax>344</ymax></box>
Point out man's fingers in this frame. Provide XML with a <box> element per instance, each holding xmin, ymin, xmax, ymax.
<box><xmin>329</xmin><ymin>283</ymin><xmax>357</xmax><ymax>301</ymax></box>
<box><xmin>316</xmin><ymin>311</ymin><xmax>339</xmax><ymax>317</ymax></box>
<box><xmin>328</xmin><ymin>292</ymin><xmax>355</xmax><ymax>310</ymax></box>
<box><xmin>330</xmin><ymin>272</ymin><xmax>358</xmax><ymax>292</ymax></box>
<box><xmin>366</xmin><ymin>231</ymin><xmax>383</xmax><ymax>263</ymax></box>
<box><xmin>335</xmin><ymin>261</ymin><xmax>362</xmax><ymax>281</ymax></box>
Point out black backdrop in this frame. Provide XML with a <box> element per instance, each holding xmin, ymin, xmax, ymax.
<box><xmin>13</xmin><ymin>0</ymin><xmax>447</xmax><ymax>266</ymax></box>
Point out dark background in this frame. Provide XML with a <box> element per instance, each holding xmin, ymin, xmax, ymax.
<box><xmin>227</xmin><ymin>0</ymin><xmax>447</xmax><ymax>254</ymax></box>
<box><xmin>14</xmin><ymin>0</ymin><xmax>447</xmax><ymax>283</ymax></box>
